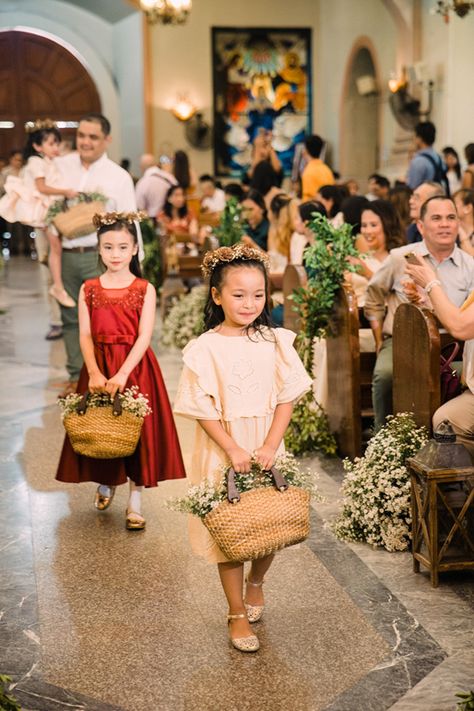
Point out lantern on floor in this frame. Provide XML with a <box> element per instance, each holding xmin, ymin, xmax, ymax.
<box><xmin>408</xmin><ymin>420</ymin><xmax>474</xmax><ymax>587</ymax></box>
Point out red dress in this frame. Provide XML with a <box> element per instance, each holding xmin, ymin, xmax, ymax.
<box><xmin>56</xmin><ymin>277</ymin><xmax>186</xmax><ymax>487</ymax></box>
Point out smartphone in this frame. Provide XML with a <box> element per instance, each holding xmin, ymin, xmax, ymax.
<box><xmin>404</xmin><ymin>252</ymin><xmax>419</xmax><ymax>265</ymax></box>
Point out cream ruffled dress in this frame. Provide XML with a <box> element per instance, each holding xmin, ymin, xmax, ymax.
<box><xmin>174</xmin><ymin>327</ymin><xmax>312</xmax><ymax>563</ymax></box>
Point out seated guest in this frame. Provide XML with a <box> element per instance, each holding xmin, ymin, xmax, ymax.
<box><xmin>345</xmin><ymin>178</ymin><xmax>360</xmax><ymax>196</ymax></box>
<box><xmin>453</xmin><ymin>189</ymin><xmax>474</xmax><ymax>256</ymax></box>
<box><xmin>241</xmin><ymin>189</ymin><xmax>269</xmax><ymax>251</ymax></box>
<box><xmin>301</xmin><ymin>134</ymin><xmax>335</xmax><ymax>200</ymax></box>
<box><xmin>364</xmin><ymin>195</ymin><xmax>474</xmax><ymax>432</ymax></box>
<box><xmin>317</xmin><ymin>184</ymin><xmax>349</xmax><ymax>227</ymax></box>
<box><xmin>267</xmin><ymin>193</ymin><xmax>299</xmax><ymax>273</ymax></box>
<box><xmin>135</xmin><ymin>153</ymin><xmax>177</xmax><ymax>219</ymax></box>
<box><xmin>290</xmin><ymin>200</ymin><xmax>327</xmax><ymax>265</ymax></box>
<box><xmin>224</xmin><ymin>182</ymin><xmax>245</xmax><ymax>202</ymax></box>
<box><xmin>173</xmin><ymin>149</ymin><xmax>197</xmax><ymax>195</ymax></box>
<box><xmin>347</xmin><ymin>200</ymin><xmax>404</xmax><ymax>307</ymax></box>
<box><xmin>442</xmin><ymin>146</ymin><xmax>462</xmax><ymax>195</ymax></box>
<box><xmin>340</xmin><ymin>195</ymin><xmax>370</xmax><ymax>252</ymax></box>
<box><xmin>366</xmin><ymin>173</ymin><xmax>390</xmax><ymax>201</ymax></box>
<box><xmin>388</xmin><ymin>184</ymin><xmax>412</xmax><ymax>234</ymax></box>
<box><xmin>249</xmin><ymin>159</ymin><xmax>282</xmax><ymax>197</ymax></box>
<box><xmin>406</xmin><ymin>250</ymin><xmax>474</xmax><ymax>460</ymax></box>
<box><xmin>157</xmin><ymin>184</ymin><xmax>198</xmax><ymax>240</ymax></box>
<box><xmin>407</xmin><ymin>181</ymin><xmax>445</xmax><ymax>244</ymax></box>
<box><xmin>199</xmin><ymin>174</ymin><xmax>226</xmax><ymax>213</ymax></box>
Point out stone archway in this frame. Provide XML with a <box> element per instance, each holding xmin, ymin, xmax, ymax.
<box><xmin>0</xmin><ymin>30</ymin><xmax>101</xmax><ymax>157</ymax></box>
<box><xmin>340</xmin><ymin>40</ymin><xmax>381</xmax><ymax>189</ymax></box>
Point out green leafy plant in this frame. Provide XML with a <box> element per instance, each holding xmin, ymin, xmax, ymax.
<box><xmin>212</xmin><ymin>197</ymin><xmax>245</xmax><ymax>246</ymax></box>
<box><xmin>0</xmin><ymin>675</ymin><xmax>21</xmax><ymax>711</ymax></box>
<box><xmin>285</xmin><ymin>214</ymin><xmax>359</xmax><ymax>456</ymax></box>
<box><xmin>161</xmin><ymin>285</ymin><xmax>206</xmax><ymax>349</ymax></box>
<box><xmin>332</xmin><ymin>413</ymin><xmax>428</xmax><ymax>551</ymax></box>
<box><xmin>140</xmin><ymin>218</ymin><xmax>163</xmax><ymax>289</ymax></box>
<box><xmin>45</xmin><ymin>191</ymin><xmax>107</xmax><ymax>223</ymax></box>
<box><xmin>456</xmin><ymin>691</ymin><xmax>474</xmax><ymax>710</ymax></box>
<box><xmin>167</xmin><ymin>453</ymin><xmax>320</xmax><ymax>518</ymax></box>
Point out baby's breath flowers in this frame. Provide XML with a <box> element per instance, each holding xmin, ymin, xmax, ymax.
<box><xmin>332</xmin><ymin>413</ymin><xmax>428</xmax><ymax>552</ymax></box>
<box><xmin>161</xmin><ymin>285</ymin><xmax>206</xmax><ymax>349</ymax></box>
<box><xmin>58</xmin><ymin>385</ymin><xmax>152</xmax><ymax>420</ymax></box>
<box><xmin>167</xmin><ymin>453</ymin><xmax>321</xmax><ymax>518</ymax></box>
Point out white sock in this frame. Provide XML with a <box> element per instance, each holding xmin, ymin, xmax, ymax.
<box><xmin>128</xmin><ymin>482</ymin><xmax>143</xmax><ymax>514</ymax></box>
<box><xmin>98</xmin><ymin>484</ymin><xmax>113</xmax><ymax>497</ymax></box>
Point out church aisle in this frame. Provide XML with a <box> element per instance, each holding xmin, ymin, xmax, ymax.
<box><xmin>1</xmin><ymin>258</ymin><xmax>472</xmax><ymax>711</ymax></box>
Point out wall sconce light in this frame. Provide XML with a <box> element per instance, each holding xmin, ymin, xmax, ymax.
<box><xmin>388</xmin><ymin>67</ymin><xmax>434</xmax><ymax>130</ymax></box>
<box><xmin>171</xmin><ymin>95</ymin><xmax>197</xmax><ymax>121</ymax></box>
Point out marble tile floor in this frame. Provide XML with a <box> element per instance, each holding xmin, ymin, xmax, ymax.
<box><xmin>0</xmin><ymin>257</ymin><xmax>473</xmax><ymax>711</ymax></box>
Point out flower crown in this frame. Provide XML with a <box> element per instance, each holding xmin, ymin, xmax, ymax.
<box><xmin>93</xmin><ymin>211</ymin><xmax>147</xmax><ymax>229</ymax></box>
<box><xmin>25</xmin><ymin>118</ymin><xmax>57</xmax><ymax>133</ymax></box>
<box><xmin>201</xmin><ymin>243</ymin><xmax>270</xmax><ymax>278</ymax></box>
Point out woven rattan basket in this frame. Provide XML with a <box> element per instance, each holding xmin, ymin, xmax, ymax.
<box><xmin>64</xmin><ymin>393</ymin><xmax>143</xmax><ymax>459</ymax></box>
<box><xmin>203</xmin><ymin>468</ymin><xmax>310</xmax><ymax>561</ymax></box>
<box><xmin>53</xmin><ymin>200</ymin><xmax>106</xmax><ymax>239</ymax></box>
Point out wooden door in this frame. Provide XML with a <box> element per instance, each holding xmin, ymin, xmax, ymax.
<box><xmin>0</xmin><ymin>30</ymin><xmax>101</xmax><ymax>159</ymax></box>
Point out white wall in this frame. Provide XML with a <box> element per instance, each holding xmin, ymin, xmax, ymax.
<box><xmin>420</xmin><ymin>0</ymin><xmax>474</xmax><ymax>158</ymax></box>
<box><xmin>148</xmin><ymin>0</ymin><xmax>319</xmax><ymax>175</ymax></box>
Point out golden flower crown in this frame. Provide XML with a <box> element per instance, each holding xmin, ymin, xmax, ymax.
<box><xmin>93</xmin><ymin>211</ymin><xmax>147</xmax><ymax>229</ymax></box>
<box><xmin>25</xmin><ymin>118</ymin><xmax>57</xmax><ymax>133</ymax></box>
<box><xmin>201</xmin><ymin>243</ymin><xmax>270</xmax><ymax>278</ymax></box>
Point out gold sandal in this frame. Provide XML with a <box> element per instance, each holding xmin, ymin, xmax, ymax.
<box><xmin>126</xmin><ymin>510</ymin><xmax>146</xmax><ymax>530</ymax></box>
<box><xmin>227</xmin><ymin>613</ymin><xmax>259</xmax><ymax>652</ymax></box>
<box><xmin>245</xmin><ymin>576</ymin><xmax>265</xmax><ymax>623</ymax></box>
<box><xmin>94</xmin><ymin>486</ymin><xmax>116</xmax><ymax>511</ymax></box>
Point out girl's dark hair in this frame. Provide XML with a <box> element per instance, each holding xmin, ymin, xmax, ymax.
<box><xmin>318</xmin><ymin>184</ymin><xmax>349</xmax><ymax>218</ymax></box>
<box><xmin>243</xmin><ymin>189</ymin><xmax>267</xmax><ymax>217</ymax></box>
<box><xmin>173</xmin><ymin>150</ymin><xmax>191</xmax><ymax>190</ymax></box>
<box><xmin>442</xmin><ymin>146</ymin><xmax>461</xmax><ymax>180</ymax></box>
<box><xmin>299</xmin><ymin>200</ymin><xmax>327</xmax><ymax>223</ymax></box>
<box><xmin>269</xmin><ymin>192</ymin><xmax>290</xmax><ymax>218</ymax></box>
<box><xmin>224</xmin><ymin>182</ymin><xmax>245</xmax><ymax>201</ymax></box>
<box><xmin>361</xmin><ymin>199</ymin><xmax>405</xmax><ymax>251</ymax></box>
<box><xmin>23</xmin><ymin>127</ymin><xmax>61</xmax><ymax>161</ymax></box>
<box><xmin>97</xmin><ymin>221</ymin><xmax>142</xmax><ymax>278</ymax></box>
<box><xmin>163</xmin><ymin>184</ymin><xmax>188</xmax><ymax>219</ymax></box>
<box><xmin>388</xmin><ymin>184</ymin><xmax>412</xmax><ymax>232</ymax></box>
<box><xmin>204</xmin><ymin>259</ymin><xmax>273</xmax><ymax>334</ymax></box>
<box><xmin>249</xmin><ymin>160</ymin><xmax>282</xmax><ymax>195</ymax></box>
<box><xmin>341</xmin><ymin>195</ymin><xmax>370</xmax><ymax>236</ymax></box>
<box><xmin>454</xmin><ymin>188</ymin><xmax>474</xmax><ymax>210</ymax></box>
<box><xmin>464</xmin><ymin>143</ymin><xmax>474</xmax><ymax>166</ymax></box>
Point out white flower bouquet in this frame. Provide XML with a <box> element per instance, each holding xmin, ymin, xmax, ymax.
<box><xmin>58</xmin><ymin>385</ymin><xmax>152</xmax><ymax>419</ymax></box>
<box><xmin>161</xmin><ymin>285</ymin><xmax>206</xmax><ymax>349</ymax></box>
<box><xmin>332</xmin><ymin>413</ymin><xmax>428</xmax><ymax>552</ymax></box>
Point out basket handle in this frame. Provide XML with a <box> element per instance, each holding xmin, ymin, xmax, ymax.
<box><xmin>226</xmin><ymin>466</ymin><xmax>289</xmax><ymax>504</ymax></box>
<box><xmin>76</xmin><ymin>392</ymin><xmax>123</xmax><ymax>416</ymax></box>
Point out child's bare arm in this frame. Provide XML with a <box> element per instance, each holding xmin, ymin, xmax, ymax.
<box><xmin>78</xmin><ymin>285</ymin><xmax>107</xmax><ymax>392</ymax></box>
<box><xmin>254</xmin><ymin>402</ymin><xmax>293</xmax><ymax>470</ymax></box>
<box><xmin>198</xmin><ymin>420</ymin><xmax>252</xmax><ymax>473</ymax></box>
<box><xmin>106</xmin><ymin>283</ymin><xmax>156</xmax><ymax>396</ymax></box>
<box><xmin>35</xmin><ymin>176</ymin><xmax>77</xmax><ymax>199</ymax></box>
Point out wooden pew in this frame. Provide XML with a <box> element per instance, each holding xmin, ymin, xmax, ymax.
<box><xmin>282</xmin><ymin>265</ymin><xmax>307</xmax><ymax>332</ymax></box>
<box><xmin>392</xmin><ymin>302</ymin><xmax>461</xmax><ymax>433</ymax></box>
<box><xmin>325</xmin><ymin>286</ymin><xmax>376</xmax><ymax>459</ymax></box>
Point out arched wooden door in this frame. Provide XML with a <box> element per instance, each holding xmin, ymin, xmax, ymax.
<box><xmin>0</xmin><ymin>30</ymin><xmax>101</xmax><ymax>158</ymax></box>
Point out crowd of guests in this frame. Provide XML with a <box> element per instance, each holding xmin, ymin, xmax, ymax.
<box><xmin>130</xmin><ymin>121</ymin><xmax>474</xmax><ymax>455</ymax></box>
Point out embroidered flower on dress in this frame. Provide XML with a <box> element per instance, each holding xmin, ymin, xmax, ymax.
<box><xmin>232</xmin><ymin>359</ymin><xmax>254</xmax><ymax>380</ymax></box>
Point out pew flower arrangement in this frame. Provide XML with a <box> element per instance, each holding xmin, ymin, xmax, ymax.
<box><xmin>285</xmin><ymin>214</ymin><xmax>360</xmax><ymax>456</ymax></box>
<box><xmin>161</xmin><ymin>285</ymin><xmax>206</xmax><ymax>349</ymax></box>
<box><xmin>332</xmin><ymin>413</ymin><xmax>428</xmax><ymax>552</ymax></box>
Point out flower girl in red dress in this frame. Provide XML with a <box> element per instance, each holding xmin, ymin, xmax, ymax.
<box><xmin>56</xmin><ymin>211</ymin><xmax>186</xmax><ymax>528</ymax></box>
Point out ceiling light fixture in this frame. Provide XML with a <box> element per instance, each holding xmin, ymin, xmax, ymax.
<box><xmin>433</xmin><ymin>1</ymin><xmax>474</xmax><ymax>21</ymax></box>
<box><xmin>139</xmin><ymin>0</ymin><xmax>192</xmax><ymax>25</ymax></box>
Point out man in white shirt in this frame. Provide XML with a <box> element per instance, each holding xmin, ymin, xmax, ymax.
<box><xmin>135</xmin><ymin>154</ymin><xmax>177</xmax><ymax>219</ymax></box>
<box><xmin>199</xmin><ymin>174</ymin><xmax>226</xmax><ymax>213</ymax></box>
<box><xmin>56</xmin><ymin>113</ymin><xmax>139</xmax><ymax>394</ymax></box>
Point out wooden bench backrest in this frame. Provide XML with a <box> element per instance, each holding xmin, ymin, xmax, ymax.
<box><xmin>392</xmin><ymin>303</ymin><xmax>440</xmax><ymax>432</ymax></box>
<box><xmin>326</xmin><ymin>286</ymin><xmax>363</xmax><ymax>459</ymax></box>
<box><xmin>282</xmin><ymin>265</ymin><xmax>307</xmax><ymax>332</ymax></box>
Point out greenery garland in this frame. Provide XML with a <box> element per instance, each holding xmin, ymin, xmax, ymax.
<box><xmin>212</xmin><ymin>197</ymin><xmax>245</xmax><ymax>246</ymax></box>
<box><xmin>45</xmin><ymin>191</ymin><xmax>107</xmax><ymax>224</ymax></box>
<box><xmin>140</xmin><ymin>218</ymin><xmax>163</xmax><ymax>289</ymax></box>
<box><xmin>285</xmin><ymin>214</ymin><xmax>359</xmax><ymax>456</ymax></box>
<box><xmin>0</xmin><ymin>675</ymin><xmax>21</xmax><ymax>711</ymax></box>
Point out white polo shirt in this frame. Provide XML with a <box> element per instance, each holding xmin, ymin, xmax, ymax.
<box><xmin>56</xmin><ymin>151</ymin><xmax>142</xmax><ymax>257</ymax></box>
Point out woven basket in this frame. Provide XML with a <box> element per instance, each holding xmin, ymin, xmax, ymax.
<box><xmin>53</xmin><ymin>200</ymin><xmax>106</xmax><ymax>239</ymax></box>
<box><xmin>64</xmin><ymin>393</ymin><xmax>143</xmax><ymax>459</ymax></box>
<box><xmin>203</xmin><ymin>468</ymin><xmax>310</xmax><ymax>562</ymax></box>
